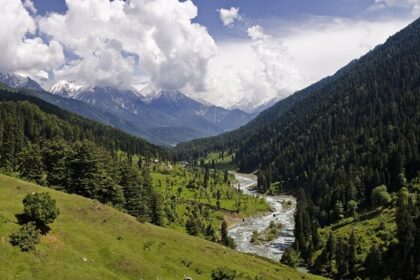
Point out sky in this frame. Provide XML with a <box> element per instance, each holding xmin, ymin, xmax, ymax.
<box><xmin>1</xmin><ymin>0</ymin><xmax>419</xmax><ymax>110</ymax></box>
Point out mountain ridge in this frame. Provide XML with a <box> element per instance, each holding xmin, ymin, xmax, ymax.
<box><xmin>0</xmin><ymin>76</ymin><xmax>256</xmax><ymax>145</ymax></box>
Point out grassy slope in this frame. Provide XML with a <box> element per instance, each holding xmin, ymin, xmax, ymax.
<box><xmin>0</xmin><ymin>174</ymin><xmax>324</xmax><ymax>280</ymax></box>
<box><xmin>311</xmin><ymin>207</ymin><xmax>396</xmax><ymax>274</ymax></box>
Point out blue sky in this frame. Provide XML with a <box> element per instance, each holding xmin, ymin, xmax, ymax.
<box><xmin>32</xmin><ymin>0</ymin><xmax>413</xmax><ymax>38</ymax></box>
<box><xmin>3</xmin><ymin>0</ymin><xmax>419</xmax><ymax>109</ymax></box>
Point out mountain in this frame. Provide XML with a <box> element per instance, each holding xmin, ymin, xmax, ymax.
<box><xmin>142</xmin><ymin>87</ymin><xmax>256</xmax><ymax>132</ymax></box>
<box><xmin>0</xmin><ymin>74</ymin><xmax>255</xmax><ymax>145</ymax></box>
<box><xmin>229</xmin><ymin>96</ymin><xmax>281</xmax><ymax>114</ymax></box>
<box><xmin>49</xmin><ymin>82</ymin><xmax>256</xmax><ymax>145</ymax></box>
<box><xmin>0</xmin><ymin>85</ymin><xmax>163</xmax><ymax>159</ymax></box>
<box><xmin>0</xmin><ymin>73</ymin><xmax>44</xmax><ymax>92</ymax></box>
<box><xmin>175</xmin><ymin>18</ymin><xmax>420</xmax><ymax>279</ymax></box>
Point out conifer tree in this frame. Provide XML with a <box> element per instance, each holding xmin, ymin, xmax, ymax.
<box><xmin>17</xmin><ymin>144</ymin><xmax>44</xmax><ymax>184</ymax></box>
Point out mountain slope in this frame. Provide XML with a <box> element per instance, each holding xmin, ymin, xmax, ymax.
<box><xmin>0</xmin><ymin>85</ymin><xmax>163</xmax><ymax>158</ymax></box>
<box><xmin>173</xmin><ymin>69</ymin><xmax>334</xmax><ymax>161</ymax></box>
<box><xmin>50</xmin><ymin>83</ymin><xmax>255</xmax><ymax>145</ymax></box>
<box><xmin>0</xmin><ymin>174</ymin><xmax>323</xmax><ymax>280</ymax></box>
<box><xmin>175</xmin><ymin>18</ymin><xmax>420</xmax><ymax>279</ymax></box>
<box><xmin>0</xmin><ymin>73</ymin><xmax>44</xmax><ymax>92</ymax></box>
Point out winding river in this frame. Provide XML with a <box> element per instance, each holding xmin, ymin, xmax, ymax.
<box><xmin>228</xmin><ymin>173</ymin><xmax>296</xmax><ymax>262</ymax></box>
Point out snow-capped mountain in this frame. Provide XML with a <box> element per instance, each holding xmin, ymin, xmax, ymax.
<box><xmin>0</xmin><ymin>75</ymin><xmax>256</xmax><ymax>145</ymax></box>
<box><xmin>229</xmin><ymin>96</ymin><xmax>281</xmax><ymax>114</ymax></box>
<box><xmin>0</xmin><ymin>73</ymin><xmax>44</xmax><ymax>92</ymax></box>
<box><xmin>50</xmin><ymin>80</ymin><xmax>86</xmax><ymax>98</ymax></box>
<box><xmin>48</xmin><ymin>81</ymin><xmax>256</xmax><ymax>145</ymax></box>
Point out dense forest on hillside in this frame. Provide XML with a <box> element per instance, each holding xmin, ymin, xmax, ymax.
<box><xmin>173</xmin><ymin>77</ymin><xmax>334</xmax><ymax>162</ymax></box>
<box><xmin>0</xmin><ymin>87</ymin><xmax>163</xmax><ymax>158</ymax></box>
<box><xmin>246</xmin><ymin>19</ymin><xmax>420</xmax><ymax>279</ymax></box>
<box><xmin>0</xmin><ymin>87</ymin><xmax>170</xmax><ymax>223</ymax></box>
<box><xmin>175</xmin><ymin>18</ymin><xmax>420</xmax><ymax>279</ymax></box>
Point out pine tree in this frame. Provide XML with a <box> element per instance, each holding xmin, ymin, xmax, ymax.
<box><xmin>204</xmin><ymin>165</ymin><xmax>210</xmax><ymax>188</ymax></box>
<box><xmin>17</xmin><ymin>144</ymin><xmax>44</xmax><ymax>184</ymax></box>
<box><xmin>348</xmin><ymin>230</ymin><xmax>358</xmax><ymax>274</ymax></box>
<box><xmin>150</xmin><ymin>192</ymin><xmax>164</xmax><ymax>226</ymax></box>
<box><xmin>216</xmin><ymin>189</ymin><xmax>222</xmax><ymax>210</ymax></box>
<box><xmin>220</xmin><ymin>220</ymin><xmax>235</xmax><ymax>248</ymax></box>
<box><xmin>42</xmin><ymin>140</ymin><xmax>69</xmax><ymax>187</ymax></box>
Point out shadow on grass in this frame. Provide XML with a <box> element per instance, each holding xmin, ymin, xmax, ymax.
<box><xmin>15</xmin><ymin>213</ymin><xmax>51</xmax><ymax>235</ymax></box>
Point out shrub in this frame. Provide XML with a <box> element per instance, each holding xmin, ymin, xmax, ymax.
<box><xmin>281</xmin><ymin>247</ymin><xmax>301</xmax><ymax>268</ymax></box>
<box><xmin>211</xmin><ymin>267</ymin><xmax>237</xmax><ymax>280</ymax></box>
<box><xmin>9</xmin><ymin>222</ymin><xmax>40</xmax><ymax>252</ymax></box>
<box><xmin>371</xmin><ymin>185</ymin><xmax>391</xmax><ymax>207</ymax></box>
<box><xmin>23</xmin><ymin>192</ymin><xmax>60</xmax><ymax>226</ymax></box>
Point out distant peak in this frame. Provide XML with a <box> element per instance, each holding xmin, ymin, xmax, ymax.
<box><xmin>50</xmin><ymin>80</ymin><xmax>86</xmax><ymax>98</ymax></box>
<box><xmin>0</xmin><ymin>72</ymin><xmax>44</xmax><ymax>92</ymax></box>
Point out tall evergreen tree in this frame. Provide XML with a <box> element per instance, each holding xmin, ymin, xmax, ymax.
<box><xmin>17</xmin><ymin>144</ymin><xmax>43</xmax><ymax>184</ymax></box>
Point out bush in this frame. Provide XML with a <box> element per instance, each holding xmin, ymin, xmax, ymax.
<box><xmin>23</xmin><ymin>192</ymin><xmax>60</xmax><ymax>226</ymax></box>
<box><xmin>371</xmin><ymin>185</ymin><xmax>391</xmax><ymax>207</ymax></box>
<box><xmin>281</xmin><ymin>247</ymin><xmax>301</xmax><ymax>268</ymax></box>
<box><xmin>9</xmin><ymin>222</ymin><xmax>41</xmax><ymax>252</ymax></box>
<box><xmin>211</xmin><ymin>267</ymin><xmax>237</xmax><ymax>280</ymax></box>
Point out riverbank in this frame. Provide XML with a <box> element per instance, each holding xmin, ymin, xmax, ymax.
<box><xmin>228</xmin><ymin>173</ymin><xmax>296</xmax><ymax>262</ymax></box>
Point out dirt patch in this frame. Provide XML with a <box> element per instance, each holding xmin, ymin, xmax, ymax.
<box><xmin>223</xmin><ymin>212</ymin><xmax>244</xmax><ymax>229</ymax></box>
<box><xmin>44</xmin><ymin>234</ymin><xmax>63</xmax><ymax>251</ymax></box>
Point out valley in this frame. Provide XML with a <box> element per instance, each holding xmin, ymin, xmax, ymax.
<box><xmin>0</xmin><ymin>174</ymin><xmax>321</xmax><ymax>280</ymax></box>
<box><xmin>228</xmin><ymin>173</ymin><xmax>296</xmax><ymax>262</ymax></box>
<box><xmin>0</xmin><ymin>1</ymin><xmax>419</xmax><ymax>279</ymax></box>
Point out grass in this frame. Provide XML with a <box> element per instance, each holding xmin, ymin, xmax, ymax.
<box><xmin>320</xmin><ymin>208</ymin><xmax>396</xmax><ymax>250</ymax></box>
<box><xmin>0</xmin><ymin>174</ymin><xmax>325</xmax><ymax>280</ymax></box>
<box><xmin>150</xmin><ymin>163</ymin><xmax>269</xmax><ymax>234</ymax></box>
<box><xmin>202</xmin><ymin>152</ymin><xmax>237</xmax><ymax>170</ymax></box>
<box><xmin>311</xmin><ymin>207</ymin><xmax>397</xmax><ymax>272</ymax></box>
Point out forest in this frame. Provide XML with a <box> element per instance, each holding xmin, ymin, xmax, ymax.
<box><xmin>0</xmin><ymin>87</ymin><xmax>169</xmax><ymax>223</ymax></box>
<box><xmin>174</xmin><ymin>18</ymin><xmax>420</xmax><ymax>279</ymax></box>
<box><xmin>0</xmin><ymin>86</ymin><xmax>269</xmax><ymax>250</ymax></box>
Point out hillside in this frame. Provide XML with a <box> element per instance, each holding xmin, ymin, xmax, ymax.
<box><xmin>0</xmin><ymin>85</ymin><xmax>163</xmax><ymax>158</ymax></box>
<box><xmin>173</xmin><ymin>66</ymin><xmax>334</xmax><ymax>161</ymax></box>
<box><xmin>0</xmin><ymin>174</ymin><xmax>323</xmax><ymax>280</ymax></box>
<box><xmin>175</xmin><ymin>18</ymin><xmax>420</xmax><ymax>279</ymax></box>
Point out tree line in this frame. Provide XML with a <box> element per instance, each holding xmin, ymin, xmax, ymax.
<box><xmin>0</xmin><ymin>91</ymin><xmax>167</xmax><ymax>225</ymax></box>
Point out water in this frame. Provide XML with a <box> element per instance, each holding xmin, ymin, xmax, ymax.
<box><xmin>228</xmin><ymin>173</ymin><xmax>296</xmax><ymax>262</ymax></box>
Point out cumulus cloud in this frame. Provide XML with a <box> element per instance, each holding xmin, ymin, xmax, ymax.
<box><xmin>0</xmin><ymin>0</ymin><xmax>64</xmax><ymax>76</ymax></box>
<box><xmin>23</xmin><ymin>0</ymin><xmax>37</xmax><ymax>14</ymax></box>
<box><xmin>0</xmin><ymin>0</ymin><xmax>416</xmax><ymax>111</ymax></box>
<box><xmin>184</xmin><ymin>17</ymin><xmax>413</xmax><ymax>110</ymax></box>
<box><xmin>39</xmin><ymin>0</ymin><xmax>217</xmax><ymax>90</ymax></box>
<box><xmin>184</xmin><ymin>25</ymin><xmax>303</xmax><ymax>110</ymax></box>
<box><xmin>218</xmin><ymin>7</ymin><xmax>241</xmax><ymax>26</ymax></box>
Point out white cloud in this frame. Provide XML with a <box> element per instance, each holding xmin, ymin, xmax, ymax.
<box><xmin>39</xmin><ymin>0</ymin><xmax>217</xmax><ymax>90</ymax></box>
<box><xmin>184</xmin><ymin>17</ymin><xmax>413</xmax><ymax>110</ymax></box>
<box><xmin>218</xmin><ymin>7</ymin><xmax>241</xmax><ymax>26</ymax></box>
<box><xmin>0</xmin><ymin>0</ymin><xmax>64</xmax><ymax>76</ymax></box>
<box><xmin>282</xmin><ymin>18</ymin><xmax>411</xmax><ymax>84</ymax></box>
<box><xmin>374</xmin><ymin>0</ymin><xmax>420</xmax><ymax>15</ymax></box>
<box><xmin>23</xmin><ymin>0</ymin><xmax>37</xmax><ymax>14</ymax></box>
<box><xmin>184</xmin><ymin>25</ymin><xmax>303</xmax><ymax>110</ymax></box>
<box><xmin>0</xmin><ymin>0</ymin><xmax>416</xmax><ymax>111</ymax></box>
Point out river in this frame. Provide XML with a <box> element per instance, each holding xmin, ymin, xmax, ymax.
<box><xmin>228</xmin><ymin>173</ymin><xmax>296</xmax><ymax>262</ymax></box>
